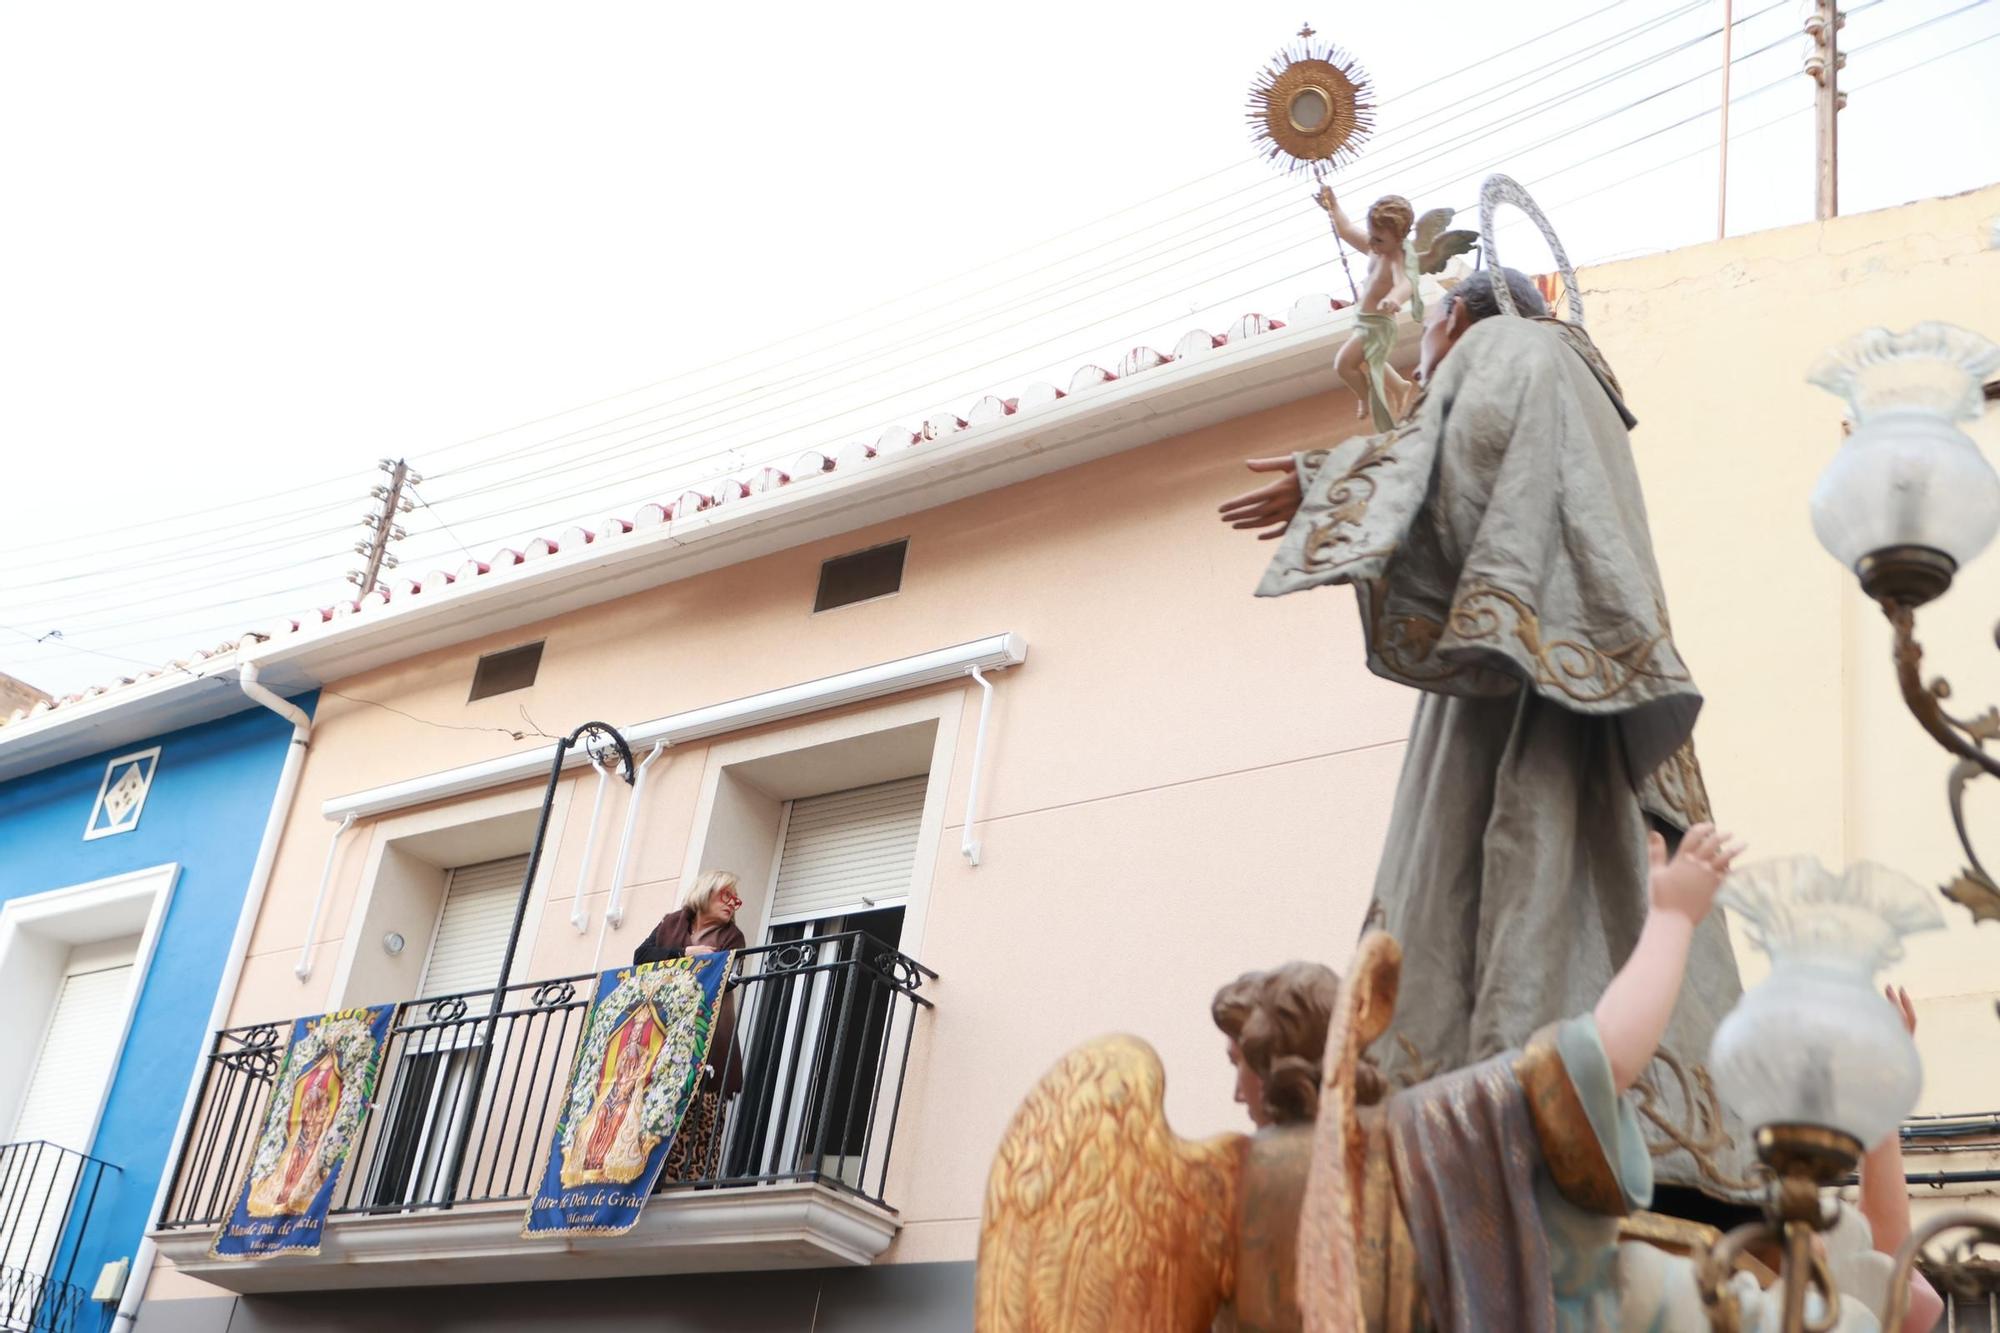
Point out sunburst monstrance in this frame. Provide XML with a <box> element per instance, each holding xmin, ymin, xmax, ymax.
<box><xmin>1246</xmin><ymin>23</ymin><xmax>1375</xmax><ymax>175</ymax></box>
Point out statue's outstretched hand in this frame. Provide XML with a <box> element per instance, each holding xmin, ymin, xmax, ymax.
<box><xmin>1646</xmin><ymin>822</ymin><xmax>1743</xmax><ymax>926</ymax></box>
<box><xmin>1218</xmin><ymin>456</ymin><xmax>1302</xmax><ymax>541</ymax></box>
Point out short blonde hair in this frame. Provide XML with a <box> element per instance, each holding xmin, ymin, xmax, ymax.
<box><xmin>684</xmin><ymin>869</ymin><xmax>741</xmax><ymax>916</ymax></box>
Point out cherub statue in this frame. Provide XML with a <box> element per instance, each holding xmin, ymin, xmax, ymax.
<box><xmin>1318</xmin><ymin>187</ymin><xmax>1475</xmax><ymax>429</ymax></box>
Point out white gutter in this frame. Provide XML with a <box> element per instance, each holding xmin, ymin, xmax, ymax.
<box><xmin>294</xmin><ymin>814</ymin><xmax>354</xmax><ymax>980</ymax></box>
<box><xmin>961</xmin><ymin>666</ymin><xmax>996</xmax><ymax>867</ymax></box>
<box><xmin>113</xmin><ymin>664</ymin><xmax>311</xmax><ymax>1332</ymax></box>
<box><xmin>590</xmin><ymin>742</ymin><xmax>667</xmax><ymax>973</ymax></box>
<box><xmin>321</xmin><ymin>632</ymin><xmax>1029</xmax><ymax>823</ymax></box>
<box><xmin>606</xmin><ymin>743</ymin><xmax>667</xmax><ymax>931</ymax></box>
<box><xmin>568</xmin><ymin>757</ymin><xmax>612</xmax><ymax>933</ymax></box>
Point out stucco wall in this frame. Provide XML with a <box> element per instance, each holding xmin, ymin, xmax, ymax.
<box><xmin>0</xmin><ymin>695</ymin><xmax>308</xmax><ymax>1298</ymax></box>
<box><xmin>137</xmin><ymin>379</ymin><xmax>1406</xmax><ymax>1302</ymax></box>
<box><xmin>1583</xmin><ymin>181</ymin><xmax>2000</xmax><ymax>1222</ymax></box>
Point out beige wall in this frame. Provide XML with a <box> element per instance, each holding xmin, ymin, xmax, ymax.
<box><xmin>145</xmin><ymin>375</ymin><xmax>1408</xmax><ymax>1301</ymax></box>
<box><xmin>151</xmin><ymin>182</ymin><xmax>2000</xmax><ymax>1302</ymax></box>
<box><xmin>1585</xmin><ymin>181</ymin><xmax>2000</xmax><ymax>1220</ymax></box>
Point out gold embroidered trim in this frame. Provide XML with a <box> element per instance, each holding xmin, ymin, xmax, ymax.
<box><xmin>1635</xmin><ymin>1048</ymin><xmax>1760</xmax><ymax>1194</ymax></box>
<box><xmin>1446</xmin><ymin>584</ymin><xmax>1691</xmax><ymax>704</ymax></box>
<box><xmin>1515</xmin><ymin>1024</ymin><xmax>1630</xmax><ymax>1217</ymax></box>
<box><xmin>1301</xmin><ymin>425</ymin><xmax>1417</xmax><ymax>571</ymax></box>
<box><xmin>1646</xmin><ymin>739</ymin><xmax>1714</xmax><ymax>829</ymax></box>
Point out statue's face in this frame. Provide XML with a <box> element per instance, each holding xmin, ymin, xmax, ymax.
<box><xmin>1227</xmin><ymin>1038</ymin><xmax>1270</xmax><ymax>1129</ymax></box>
<box><xmin>1416</xmin><ymin>298</ymin><xmax>1468</xmax><ymax>388</ymax></box>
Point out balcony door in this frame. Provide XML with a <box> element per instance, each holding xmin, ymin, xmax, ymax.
<box><xmin>3</xmin><ymin>939</ymin><xmax>135</xmax><ymax>1326</ymax></box>
<box><xmin>727</xmin><ymin>777</ymin><xmax>924</xmax><ymax>1188</ymax></box>
<box><xmin>362</xmin><ymin>855</ymin><xmax>523</xmax><ymax>1211</ymax></box>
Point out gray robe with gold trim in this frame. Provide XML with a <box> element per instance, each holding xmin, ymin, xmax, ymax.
<box><xmin>1259</xmin><ymin>315</ymin><xmax>1750</xmax><ymax>1198</ymax></box>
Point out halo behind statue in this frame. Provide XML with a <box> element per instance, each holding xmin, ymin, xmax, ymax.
<box><xmin>1477</xmin><ymin>174</ymin><xmax>1585</xmax><ymax>326</ymax></box>
<box><xmin>1246</xmin><ymin>28</ymin><xmax>1374</xmax><ymax>176</ymax></box>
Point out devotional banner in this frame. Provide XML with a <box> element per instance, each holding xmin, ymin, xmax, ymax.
<box><xmin>522</xmin><ymin>952</ymin><xmax>730</xmax><ymax>1238</ymax></box>
<box><xmin>209</xmin><ymin>1004</ymin><xmax>395</xmax><ymax>1260</ymax></box>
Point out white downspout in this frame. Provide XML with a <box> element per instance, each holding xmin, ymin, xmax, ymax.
<box><xmin>962</xmin><ymin>666</ymin><xmax>995</xmax><ymax>866</ymax></box>
<box><xmin>113</xmin><ymin>662</ymin><xmax>311</xmax><ymax>1333</ymax></box>
<box><xmin>295</xmin><ymin>814</ymin><xmax>354</xmax><ymax>979</ymax></box>
<box><xmin>593</xmin><ymin>743</ymin><xmax>666</xmax><ymax>973</ymax></box>
<box><xmin>569</xmin><ymin>756</ymin><xmax>612</xmax><ymax>933</ymax></box>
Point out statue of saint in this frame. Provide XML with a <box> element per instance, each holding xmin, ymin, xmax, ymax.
<box><xmin>1220</xmin><ymin>249</ymin><xmax>1750</xmax><ymax>1200</ymax></box>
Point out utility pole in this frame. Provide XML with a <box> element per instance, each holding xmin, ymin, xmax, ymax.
<box><xmin>1804</xmin><ymin>0</ymin><xmax>1846</xmax><ymax>220</ymax></box>
<box><xmin>349</xmin><ymin>457</ymin><xmax>418</xmax><ymax>596</ymax></box>
<box><xmin>1717</xmin><ymin>0</ymin><xmax>1733</xmax><ymax>239</ymax></box>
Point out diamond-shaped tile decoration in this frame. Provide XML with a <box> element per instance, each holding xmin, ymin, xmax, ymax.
<box><xmin>85</xmin><ymin>747</ymin><xmax>160</xmax><ymax>840</ymax></box>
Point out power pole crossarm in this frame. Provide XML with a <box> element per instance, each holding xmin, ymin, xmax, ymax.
<box><xmin>349</xmin><ymin>458</ymin><xmax>418</xmax><ymax>596</ymax></box>
<box><xmin>1805</xmin><ymin>0</ymin><xmax>1846</xmax><ymax>221</ymax></box>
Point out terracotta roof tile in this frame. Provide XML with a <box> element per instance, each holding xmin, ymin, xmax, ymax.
<box><xmin>7</xmin><ymin>293</ymin><xmax>1354</xmax><ymax>732</ymax></box>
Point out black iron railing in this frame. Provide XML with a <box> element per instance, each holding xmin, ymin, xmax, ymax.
<box><xmin>157</xmin><ymin>933</ymin><xmax>935</xmax><ymax>1231</ymax></box>
<box><xmin>0</xmin><ymin>1141</ymin><xmax>118</xmax><ymax>1333</ymax></box>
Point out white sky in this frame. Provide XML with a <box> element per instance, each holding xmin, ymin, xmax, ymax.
<box><xmin>2</xmin><ymin>0</ymin><xmax>1995</xmax><ymax>696</ymax></box>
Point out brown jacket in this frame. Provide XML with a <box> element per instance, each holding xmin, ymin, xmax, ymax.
<box><xmin>634</xmin><ymin>909</ymin><xmax>746</xmax><ymax>1098</ymax></box>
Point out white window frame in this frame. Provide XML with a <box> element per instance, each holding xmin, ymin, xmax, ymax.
<box><xmin>0</xmin><ymin>864</ymin><xmax>178</xmax><ymax>1151</ymax></box>
<box><xmin>682</xmin><ymin>690</ymin><xmax>963</xmax><ymax>965</ymax></box>
<box><xmin>324</xmin><ymin>783</ymin><xmax>575</xmax><ymax>1012</ymax></box>
<box><xmin>675</xmin><ymin>692</ymin><xmax>960</xmax><ymax>1195</ymax></box>
<box><xmin>82</xmin><ymin>746</ymin><xmax>162</xmax><ymax>841</ymax></box>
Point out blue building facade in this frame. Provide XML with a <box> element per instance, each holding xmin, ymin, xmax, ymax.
<box><xmin>0</xmin><ymin>694</ymin><xmax>313</xmax><ymax>1331</ymax></box>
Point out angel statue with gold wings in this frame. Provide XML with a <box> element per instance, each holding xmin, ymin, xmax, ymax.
<box><xmin>975</xmin><ymin>826</ymin><xmax>1941</xmax><ymax>1331</ymax></box>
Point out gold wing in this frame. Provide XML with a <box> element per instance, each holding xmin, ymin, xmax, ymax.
<box><xmin>1299</xmin><ymin>931</ymin><xmax>1403</xmax><ymax>1333</ymax></box>
<box><xmin>976</xmin><ymin>1034</ymin><xmax>1246</xmax><ymax>1333</ymax></box>
<box><xmin>1412</xmin><ymin>206</ymin><xmax>1478</xmax><ymax>274</ymax></box>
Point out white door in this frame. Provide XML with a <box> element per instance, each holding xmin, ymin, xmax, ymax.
<box><xmin>744</xmin><ymin>779</ymin><xmax>923</xmax><ymax>1184</ymax></box>
<box><xmin>3</xmin><ymin>940</ymin><xmax>137</xmax><ymax>1305</ymax></box>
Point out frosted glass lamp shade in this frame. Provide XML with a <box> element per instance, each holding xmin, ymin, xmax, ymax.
<box><xmin>1809</xmin><ymin>412</ymin><xmax>2000</xmax><ymax>571</ymax></box>
<box><xmin>1709</xmin><ymin>961</ymin><xmax>1920</xmax><ymax>1151</ymax></box>
<box><xmin>1708</xmin><ymin>857</ymin><xmax>1944</xmax><ymax>1149</ymax></box>
<box><xmin>1808</xmin><ymin>323</ymin><xmax>2000</xmax><ymax>578</ymax></box>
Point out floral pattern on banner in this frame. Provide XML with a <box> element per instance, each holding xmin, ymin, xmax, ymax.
<box><xmin>522</xmin><ymin>953</ymin><xmax>729</xmax><ymax>1237</ymax></box>
<box><xmin>209</xmin><ymin>1004</ymin><xmax>395</xmax><ymax>1260</ymax></box>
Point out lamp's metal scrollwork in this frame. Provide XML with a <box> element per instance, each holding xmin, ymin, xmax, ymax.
<box><xmin>1808</xmin><ymin>323</ymin><xmax>2000</xmax><ymax>927</ymax></box>
<box><xmin>1881</xmin><ymin>1212</ymin><xmax>2000</xmax><ymax>1330</ymax></box>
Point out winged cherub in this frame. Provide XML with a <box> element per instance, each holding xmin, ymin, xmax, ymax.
<box><xmin>1318</xmin><ymin>187</ymin><xmax>1476</xmax><ymax>429</ymax></box>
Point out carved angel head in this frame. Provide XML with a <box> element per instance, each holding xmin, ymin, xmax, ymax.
<box><xmin>1213</xmin><ymin>961</ymin><xmax>1379</xmax><ymax>1127</ymax></box>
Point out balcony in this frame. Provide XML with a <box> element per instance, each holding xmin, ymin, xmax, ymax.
<box><xmin>0</xmin><ymin>1141</ymin><xmax>119</xmax><ymax>1333</ymax></box>
<box><xmin>150</xmin><ymin>933</ymin><xmax>934</xmax><ymax>1293</ymax></box>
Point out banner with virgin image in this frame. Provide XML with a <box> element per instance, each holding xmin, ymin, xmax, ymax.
<box><xmin>522</xmin><ymin>952</ymin><xmax>730</xmax><ymax>1237</ymax></box>
<box><xmin>209</xmin><ymin>1004</ymin><xmax>395</xmax><ymax>1260</ymax></box>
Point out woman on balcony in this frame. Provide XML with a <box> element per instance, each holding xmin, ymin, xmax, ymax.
<box><xmin>636</xmin><ymin>870</ymin><xmax>747</xmax><ymax>1183</ymax></box>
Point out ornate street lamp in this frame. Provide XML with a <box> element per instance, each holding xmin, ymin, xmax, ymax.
<box><xmin>1698</xmin><ymin>859</ymin><xmax>1943</xmax><ymax>1328</ymax></box>
<box><xmin>1690</xmin><ymin>325</ymin><xmax>2000</xmax><ymax>1328</ymax></box>
<box><xmin>1809</xmin><ymin>324</ymin><xmax>2000</xmax><ymax>919</ymax></box>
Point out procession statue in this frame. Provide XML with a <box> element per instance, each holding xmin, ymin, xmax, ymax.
<box><xmin>1219</xmin><ymin>174</ymin><xmax>1752</xmax><ymax>1204</ymax></box>
<box><xmin>974</xmin><ymin>19</ymin><xmax>1951</xmax><ymax>1321</ymax></box>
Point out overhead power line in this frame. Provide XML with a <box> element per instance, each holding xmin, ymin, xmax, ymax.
<box><xmin>5</xmin><ymin>0</ymin><xmax>1730</xmax><ymax>600</ymax></box>
<box><xmin>18</xmin><ymin>1</ymin><xmax>1988</xmax><ymax>660</ymax></box>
